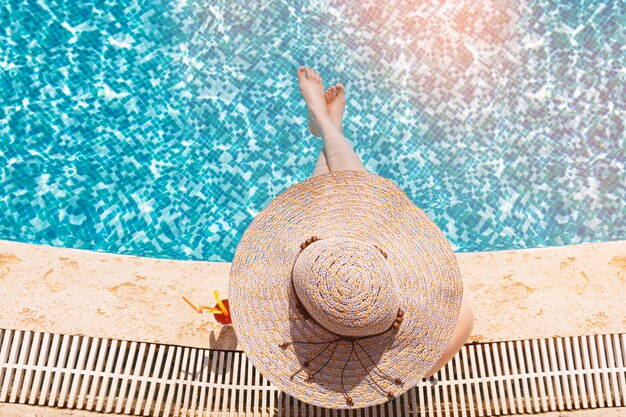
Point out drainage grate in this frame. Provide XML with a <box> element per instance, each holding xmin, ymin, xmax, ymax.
<box><xmin>0</xmin><ymin>329</ymin><xmax>624</xmax><ymax>416</ymax></box>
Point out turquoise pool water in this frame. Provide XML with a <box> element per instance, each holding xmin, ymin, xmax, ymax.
<box><xmin>1</xmin><ymin>0</ymin><xmax>624</xmax><ymax>261</ymax></box>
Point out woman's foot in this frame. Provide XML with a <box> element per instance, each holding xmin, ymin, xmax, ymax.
<box><xmin>297</xmin><ymin>66</ymin><xmax>328</xmax><ymax>122</ymax></box>
<box><xmin>308</xmin><ymin>83</ymin><xmax>345</xmax><ymax>137</ymax></box>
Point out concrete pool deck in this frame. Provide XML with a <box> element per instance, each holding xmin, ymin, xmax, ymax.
<box><xmin>0</xmin><ymin>238</ymin><xmax>625</xmax><ymax>416</ymax></box>
<box><xmin>0</xmin><ymin>239</ymin><xmax>624</xmax><ymax>349</ymax></box>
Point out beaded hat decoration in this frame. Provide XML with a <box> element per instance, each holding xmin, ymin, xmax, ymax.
<box><xmin>228</xmin><ymin>170</ymin><xmax>463</xmax><ymax>409</ymax></box>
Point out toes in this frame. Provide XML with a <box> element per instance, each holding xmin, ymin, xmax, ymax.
<box><xmin>300</xmin><ymin>66</ymin><xmax>325</xmax><ymax>85</ymax></box>
<box><xmin>301</xmin><ymin>67</ymin><xmax>324</xmax><ymax>84</ymax></box>
<box><xmin>297</xmin><ymin>66</ymin><xmax>308</xmax><ymax>81</ymax></box>
<box><xmin>298</xmin><ymin>66</ymin><xmax>322</xmax><ymax>84</ymax></box>
<box><xmin>335</xmin><ymin>83</ymin><xmax>345</xmax><ymax>94</ymax></box>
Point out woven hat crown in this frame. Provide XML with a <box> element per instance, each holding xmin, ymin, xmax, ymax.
<box><xmin>292</xmin><ymin>237</ymin><xmax>401</xmax><ymax>337</ymax></box>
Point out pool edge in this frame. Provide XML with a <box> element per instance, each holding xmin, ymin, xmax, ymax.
<box><xmin>0</xmin><ymin>238</ymin><xmax>624</xmax><ymax>350</ymax></box>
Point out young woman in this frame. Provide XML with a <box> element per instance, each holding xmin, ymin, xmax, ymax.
<box><xmin>298</xmin><ymin>66</ymin><xmax>475</xmax><ymax>377</ymax></box>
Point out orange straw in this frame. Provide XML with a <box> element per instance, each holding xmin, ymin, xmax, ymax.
<box><xmin>182</xmin><ymin>295</ymin><xmax>223</xmax><ymax>314</ymax></box>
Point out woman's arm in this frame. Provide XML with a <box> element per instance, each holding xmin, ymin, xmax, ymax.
<box><xmin>423</xmin><ymin>291</ymin><xmax>475</xmax><ymax>378</ymax></box>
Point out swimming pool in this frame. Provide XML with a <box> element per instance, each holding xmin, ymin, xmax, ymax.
<box><xmin>1</xmin><ymin>0</ymin><xmax>624</xmax><ymax>262</ymax></box>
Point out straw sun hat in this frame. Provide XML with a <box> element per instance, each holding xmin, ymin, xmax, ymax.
<box><xmin>228</xmin><ymin>169</ymin><xmax>463</xmax><ymax>409</ymax></box>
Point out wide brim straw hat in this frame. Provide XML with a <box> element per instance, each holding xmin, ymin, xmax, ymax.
<box><xmin>229</xmin><ymin>169</ymin><xmax>463</xmax><ymax>409</ymax></box>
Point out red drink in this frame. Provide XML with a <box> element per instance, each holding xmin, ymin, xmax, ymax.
<box><xmin>214</xmin><ymin>299</ymin><xmax>232</xmax><ymax>325</ymax></box>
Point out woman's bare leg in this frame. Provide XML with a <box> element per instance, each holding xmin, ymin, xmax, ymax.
<box><xmin>312</xmin><ymin>108</ymin><xmax>366</xmax><ymax>172</ymax></box>
<box><xmin>311</xmin><ymin>84</ymin><xmax>346</xmax><ymax>177</ymax></box>
<box><xmin>312</xmin><ymin>149</ymin><xmax>330</xmax><ymax>176</ymax></box>
<box><xmin>298</xmin><ymin>67</ymin><xmax>366</xmax><ymax>173</ymax></box>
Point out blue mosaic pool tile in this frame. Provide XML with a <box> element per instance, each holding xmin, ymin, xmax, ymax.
<box><xmin>1</xmin><ymin>0</ymin><xmax>624</xmax><ymax>261</ymax></box>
